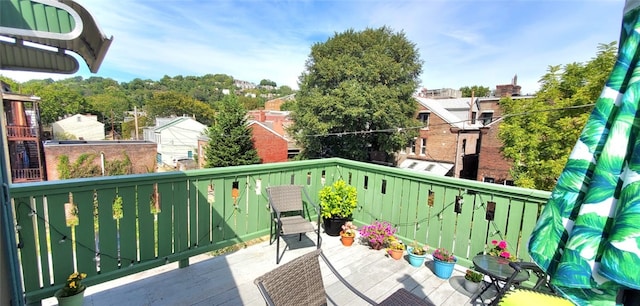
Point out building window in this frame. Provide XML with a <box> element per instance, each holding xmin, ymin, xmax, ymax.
<box><xmin>484</xmin><ymin>177</ymin><xmax>495</xmax><ymax>183</ymax></box>
<box><xmin>410</xmin><ymin>138</ymin><xmax>416</xmax><ymax>154</ymax></box>
<box><xmin>462</xmin><ymin>139</ymin><xmax>467</xmax><ymax>155</ymax></box>
<box><xmin>471</xmin><ymin>112</ymin><xmax>477</xmax><ymax>124</ymax></box>
<box><xmin>417</xmin><ymin>112</ymin><xmax>430</xmax><ymax>128</ymax></box>
<box><xmin>420</xmin><ymin>138</ymin><xmax>426</xmax><ymax>155</ymax></box>
<box><xmin>480</xmin><ymin>112</ymin><xmax>493</xmax><ymax>125</ymax></box>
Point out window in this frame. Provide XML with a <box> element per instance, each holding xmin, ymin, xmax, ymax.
<box><xmin>417</xmin><ymin>112</ymin><xmax>430</xmax><ymax>128</ymax></box>
<box><xmin>420</xmin><ymin>138</ymin><xmax>426</xmax><ymax>155</ymax></box>
<box><xmin>462</xmin><ymin>139</ymin><xmax>467</xmax><ymax>155</ymax></box>
<box><xmin>471</xmin><ymin>112</ymin><xmax>477</xmax><ymax>124</ymax></box>
<box><xmin>480</xmin><ymin>112</ymin><xmax>494</xmax><ymax>125</ymax></box>
<box><xmin>410</xmin><ymin>140</ymin><xmax>416</xmax><ymax>154</ymax></box>
<box><xmin>484</xmin><ymin>177</ymin><xmax>495</xmax><ymax>183</ymax></box>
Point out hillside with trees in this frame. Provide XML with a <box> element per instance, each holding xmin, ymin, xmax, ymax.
<box><xmin>0</xmin><ymin>74</ymin><xmax>294</xmax><ymax>137</ymax></box>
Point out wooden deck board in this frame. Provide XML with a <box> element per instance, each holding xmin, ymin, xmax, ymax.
<box><xmin>42</xmin><ymin>230</ymin><xmax>477</xmax><ymax>306</ymax></box>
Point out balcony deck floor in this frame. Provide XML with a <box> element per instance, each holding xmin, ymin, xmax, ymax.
<box><xmin>42</xmin><ymin>231</ymin><xmax>490</xmax><ymax>306</ymax></box>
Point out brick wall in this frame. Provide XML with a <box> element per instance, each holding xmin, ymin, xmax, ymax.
<box><xmin>477</xmin><ymin>125</ymin><xmax>513</xmax><ymax>183</ymax></box>
<box><xmin>250</xmin><ymin>124</ymin><xmax>288</xmax><ymax>163</ymax></box>
<box><xmin>44</xmin><ymin>141</ymin><xmax>157</xmax><ymax>180</ymax></box>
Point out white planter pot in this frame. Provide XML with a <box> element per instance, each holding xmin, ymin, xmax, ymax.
<box><xmin>463</xmin><ymin>279</ymin><xmax>481</xmax><ymax>293</ymax></box>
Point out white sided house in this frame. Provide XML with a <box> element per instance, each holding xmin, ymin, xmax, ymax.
<box><xmin>52</xmin><ymin>114</ymin><xmax>105</xmax><ymax>140</ymax></box>
<box><xmin>143</xmin><ymin>116</ymin><xmax>207</xmax><ymax>167</ymax></box>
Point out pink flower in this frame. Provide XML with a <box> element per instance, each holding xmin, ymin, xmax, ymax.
<box><xmin>491</xmin><ymin>240</ymin><xmax>498</xmax><ymax>245</ymax></box>
<box><xmin>500</xmin><ymin>251</ymin><xmax>511</xmax><ymax>259</ymax></box>
<box><xmin>498</xmin><ymin>241</ymin><xmax>507</xmax><ymax>249</ymax></box>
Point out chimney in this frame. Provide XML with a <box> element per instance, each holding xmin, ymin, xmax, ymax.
<box><xmin>469</xmin><ymin>90</ymin><xmax>475</xmax><ymax>125</ymax></box>
<box><xmin>258</xmin><ymin>109</ymin><xmax>266</xmax><ymax>122</ymax></box>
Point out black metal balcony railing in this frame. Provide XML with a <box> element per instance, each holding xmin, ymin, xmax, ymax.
<box><xmin>8</xmin><ymin>158</ymin><xmax>550</xmax><ymax>305</ymax></box>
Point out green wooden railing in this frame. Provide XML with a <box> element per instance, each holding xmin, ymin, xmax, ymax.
<box><xmin>8</xmin><ymin>158</ymin><xmax>550</xmax><ymax>304</ymax></box>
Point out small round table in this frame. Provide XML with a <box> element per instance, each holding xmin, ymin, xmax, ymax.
<box><xmin>472</xmin><ymin>255</ymin><xmax>529</xmax><ymax>305</ymax></box>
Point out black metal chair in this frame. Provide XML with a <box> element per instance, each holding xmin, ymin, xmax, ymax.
<box><xmin>266</xmin><ymin>185</ymin><xmax>321</xmax><ymax>264</ymax></box>
<box><xmin>493</xmin><ymin>261</ymin><xmax>572</xmax><ymax>306</ymax></box>
<box><xmin>254</xmin><ymin>249</ymin><xmax>434</xmax><ymax>306</ymax></box>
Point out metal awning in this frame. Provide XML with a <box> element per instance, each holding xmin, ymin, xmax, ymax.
<box><xmin>399</xmin><ymin>158</ymin><xmax>454</xmax><ymax>176</ymax></box>
<box><xmin>0</xmin><ymin>0</ymin><xmax>112</xmax><ymax>74</ymax></box>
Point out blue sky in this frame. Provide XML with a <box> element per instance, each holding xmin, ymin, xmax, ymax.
<box><xmin>2</xmin><ymin>0</ymin><xmax>624</xmax><ymax>95</ymax></box>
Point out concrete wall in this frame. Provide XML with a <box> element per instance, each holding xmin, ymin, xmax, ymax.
<box><xmin>43</xmin><ymin>141</ymin><xmax>157</xmax><ymax>180</ymax></box>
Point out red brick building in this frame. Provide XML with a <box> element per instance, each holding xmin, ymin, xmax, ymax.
<box><xmin>248</xmin><ymin>121</ymin><xmax>288</xmax><ymax>163</ymax></box>
<box><xmin>398</xmin><ymin>96</ymin><xmax>482</xmax><ymax>179</ymax></box>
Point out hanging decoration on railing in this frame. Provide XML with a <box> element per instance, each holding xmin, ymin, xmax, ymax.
<box><xmin>150</xmin><ymin>184</ymin><xmax>161</xmax><ymax>214</ymax></box>
<box><xmin>485</xmin><ymin>201</ymin><xmax>495</xmax><ymax>221</ymax></box>
<box><xmin>64</xmin><ymin>193</ymin><xmax>79</xmax><ymax>227</ymax></box>
<box><xmin>454</xmin><ymin>195</ymin><xmax>463</xmax><ymax>214</ymax></box>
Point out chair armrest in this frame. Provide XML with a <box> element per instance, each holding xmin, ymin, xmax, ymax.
<box><xmin>302</xmin><ymin>188</ymin><xmax>321</xmax><ymax>213</ymax></box>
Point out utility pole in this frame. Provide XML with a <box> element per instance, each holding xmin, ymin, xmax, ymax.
<box><xmin>110</xmin><ymin>109</ymin><xmax>115</xmax><ymax>140</ymax></box>
<box><xmin>134</xmin><ymin>106</ymin><xmax>139</xmax><ymax>140</ymax></box>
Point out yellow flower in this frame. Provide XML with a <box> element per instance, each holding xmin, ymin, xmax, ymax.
<box><xmin>69</xmin><ymin>281</ymin><xmax>76</xmax><ymax>288</ymax></box>
<box><xmin>80</xmin><ymin>273</ymin><xmax>87</xmax><ymax>279</ymax></box>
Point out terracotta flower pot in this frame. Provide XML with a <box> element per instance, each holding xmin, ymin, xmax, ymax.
<box><xmin>389</xmin><ymin>248</ymin><xmax>404</xmax><ymax>260</ymax></box>
<box><xmin>340</xmin><ymin>231</ymin><xmax>355</xmax><ymax>246</ymax></box>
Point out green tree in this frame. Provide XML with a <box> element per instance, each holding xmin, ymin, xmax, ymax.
<box><xmin>145</xmin><ymin>91</ymin><xmax>216</xmax><ymax>126</ymax></box>
<box><xmin>259</xmin><ymin>79</ymin><xmax>277</xmax><ymax>87</ymax></box>
<box><xmin>498</xmin><ymin>42</ymin><xmax>617</xmax><ymax>190</ymax></box>
<box><xmin>22</xmin><ymin>82</ymin><xmax>90</xmax><ymax>125</ymax></box>
<box><xmin>290</xmin><ymin>26</ymin><xmax>422</xmax><ymax>162</ymax></box>
<box><xmin>460</xmin><ymin>85</ymin><xmax>491</xmax><ymax>97</ymax></box>
<box><xmin>204</xmin><ymin>95</ymin><xmax>260</xmax><ymax>167</ymax></box>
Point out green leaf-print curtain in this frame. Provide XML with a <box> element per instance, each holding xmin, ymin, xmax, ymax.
<box><xmin>528</xmin><ymin>2</ymin><xmax>640</xmax><ymax>305</ymax></box>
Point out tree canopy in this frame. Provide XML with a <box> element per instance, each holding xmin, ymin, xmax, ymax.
<box><xmin>204</xmin><ymin>94</ymin><xmax>260</xmax><ymax>167</ymax></box>
<box><xmin>1</xmin><ymin>73</ymin><xmax>293</xmax><ymax>137</ymax></box>
<box><xmin>498</xmin><ymin>42</ymin><xmax>617</xmax><ymax>190</ymax></box>
<box><xmin>290</xmin><ymin>26</ymin><xmax>422</xmax><ymax>162</ymax></box>
<box><xmin>460</xmin><ymin>85</ymin><xmax>491</xmax><ymax>97</ymax></box>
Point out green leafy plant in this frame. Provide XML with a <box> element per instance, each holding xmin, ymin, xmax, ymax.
<box><xmin>58</xmin><ymin>272</ymin><xmax>87</xmax><ymax>297</ymax></box>
<box><xmin>319</xmin><ymin>179</ymin><xmax>357</xmax><ymax>218</ymax></box>
<box><xmin>465</xmin><ymin>269</ymin><xmax>483</xmax><ymax>283</ymax></box>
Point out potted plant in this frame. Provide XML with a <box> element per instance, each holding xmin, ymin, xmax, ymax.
<box><xmin>463</xmin><ymin>269</ymin><xmax>483</xmax><ymax>293</ymax></box>
<box><xmin>319</xmin><ymin>179</ymin><xmax>358</xmax><ymax>236</ymax></box>
<box><xmin>387</xmin><ymin>236</ymin><xmax>405</xmax><ymax>260</ymax></box>
<box><xmin>54</xmin><ymin>272</ymin><xmax>87</xmax><ymax>306</ymax></box>
<box><xmin>359</xmin><ymin>220</ymin><xmax>397</xmax><ymax>250</ymax></box>
<box><xmin>487</xmin><ymin>239</ymin><xmax>517</xmax><ymax>262</ymax></box>
<box><xmin>340</xmin><ymin>221</ymin><xmax>358</xmax><ymax>246</ymax></box>
<box><xmin>432</xmin><ymin>247</ymin><xmax>457</xmax><ymax>279</ymax></box>
<box><xmin>406</xmin><ymin>241</ymin><xmax>427</xmax><ymax>267</ymax></box>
